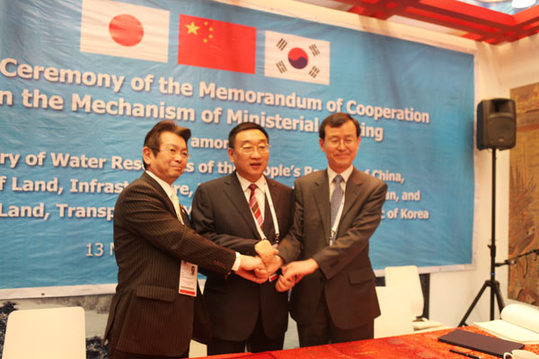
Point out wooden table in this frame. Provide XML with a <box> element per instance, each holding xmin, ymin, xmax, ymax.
<box><xmin>195</xmin><ymin>326</ymin><xmax>539</xmax><ymax>359</ymax></box>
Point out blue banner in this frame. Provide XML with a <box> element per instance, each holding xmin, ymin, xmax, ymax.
<box><xmin>0</xmin><ymin>0</ymin><xmax>474</xmax><ymax>292</ymax></box>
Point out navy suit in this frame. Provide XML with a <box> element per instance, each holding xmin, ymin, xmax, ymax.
<box><xmin>191</xmin><ymin>172</ymin><xmax>294</xmax><ymax>352</ymax></box>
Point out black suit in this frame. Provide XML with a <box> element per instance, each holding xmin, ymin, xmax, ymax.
<box><xmin>104</xmin><ymin>172</ymin><xmax>237</xmax><ymax>357</ymax></box>
<box><xmin>191</xmin><ymin>172</ymin><xmax>294</xmax><ymax>353</ymax></box>
<box><xmin>278</xmin><ymin>168</ymin><xmax>387</xmax><ymax>346</ymax></box>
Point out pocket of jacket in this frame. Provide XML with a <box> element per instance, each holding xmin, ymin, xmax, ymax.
<box><xmin>136</xmin><ymin>285</ymin><xmax>176</xmax><ymax>302</ymax></box>
<box><xmin>348</xmin><ymin>267</ymin><xmax>375</xmax><ymax>285</ymax></box>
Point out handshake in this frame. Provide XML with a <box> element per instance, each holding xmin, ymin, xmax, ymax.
<box><xmin>235</xmin><ymin>239</ymin><xmax>318</xmax><ymax>292</ymax></box>
<box><xmin>235</xmin><ymin>239</ymin><xmax>282</xmax><ymax>284</ymax></box>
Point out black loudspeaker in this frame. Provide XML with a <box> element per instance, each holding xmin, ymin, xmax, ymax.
<box><xmin>476</xmin><ymin>98</ymin><xmax>516</xmax><ymax>150</ymax></box>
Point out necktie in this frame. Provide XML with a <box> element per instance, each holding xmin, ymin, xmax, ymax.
<box><xmin>249</xmin><ymin>184</ymin><xmax>264</xmax><ymax>229</ymax></box>
<box><xmin>170</xmin><ymin>193</ymin><xmax>184</xmax><ymax>224</ymax></box>
<box><xmin>330</xmin><ymin>175</ymin><xmax>344</xmax><ymax>241</ymax></box>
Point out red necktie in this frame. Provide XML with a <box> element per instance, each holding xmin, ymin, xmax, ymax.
<box><xmin>249</xmin><ymin>184</ymin><xmax>264</xmax><ymax>229</ymax></box>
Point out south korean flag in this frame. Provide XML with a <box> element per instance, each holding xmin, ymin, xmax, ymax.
<box><xmin>264</xmin><ymin>31</ymin><xmax>330</xmax><ymax>85</ymax></box>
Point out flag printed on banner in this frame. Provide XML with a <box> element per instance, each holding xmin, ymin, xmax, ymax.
<box><xmin>178</xmin><ymin>14</ymin><xmax>256</xmax><ymax>74</ymax></box>
<box><xmin>80</xmin><ymin>0</ymin><xmax>169</xmax><ymax>62</ymax></box>
<box><xmin>265</xmin><ymin>31</ymin><xmax>330</xmax><ymax>85</ymax></box>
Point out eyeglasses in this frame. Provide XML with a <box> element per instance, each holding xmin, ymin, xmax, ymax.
<box><xmin>236</xmin><ymin>143</ymin><xmax>271</xmax><ymax>155</ymax></box>
<box><xmin>326</xmin><ymin>137</ymin><xmax>357</xmax><ymax>147</ymax></box>
<box><xmin>150</xmin><ymin>145</ymin><xmax>191</xmax><ymax>160</ymax></box>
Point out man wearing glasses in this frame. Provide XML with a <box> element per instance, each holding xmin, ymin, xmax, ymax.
<box><xmin>104</xmin><ymin>120</ymin><xmax>266</xmax><ymax>359</ymax></box>
<box><xmin>275</xmin><ymin>112</ymin><xmax>388</xmax><ymax>346</ymax></box>
<box><xmin>191</xmin><ymin>123</ymin><xmax>294</xmax><ymax>355</ymax></box>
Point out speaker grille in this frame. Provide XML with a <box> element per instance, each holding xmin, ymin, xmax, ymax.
<box><xmin>476</xmin><ymin>99</ymin><xmax>516</xmax><ymax>150</ymax></box>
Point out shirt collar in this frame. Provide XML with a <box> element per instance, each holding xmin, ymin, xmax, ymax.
<box><xmin>146</xmin><ymin>170</ymin><xmax>175</xmax><ymax>199</ymax></box>
<box><xmin>327</xmin><ymin>165</ymin><xmax>353</xmax><ymax>184</ymax></box>
<box><xmin>235</xmin><ymin>172</ymin><xmax>267</xmax><ymax>193</ymax></box>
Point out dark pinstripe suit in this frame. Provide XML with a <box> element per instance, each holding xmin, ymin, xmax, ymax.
<box><xmin>104</xmin><ymin>172</ymin><xmax>237</xmax><ymax>357</ymax></box>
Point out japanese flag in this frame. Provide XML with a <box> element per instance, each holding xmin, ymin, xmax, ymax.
<box><xmin>264</xmin><ymin>31</ymin><xmax>330</xmax><ymax>85</ymax></box>
<box><xmin>80</xmin><ymin>0</ymin><xmax>169</xmax><ymax>63</ymax></box>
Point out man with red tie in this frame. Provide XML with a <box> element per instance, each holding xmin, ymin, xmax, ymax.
<box><xmin>191</xmin><ymin>123</ymin><xmax>294</xmax><ymax>355</ymax></box>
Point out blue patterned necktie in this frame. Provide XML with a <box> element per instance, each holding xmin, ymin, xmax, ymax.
<box><xmin>330</xmin><ymin>175</ymin><xmax>343</xmax><ymax>242</ymax></box>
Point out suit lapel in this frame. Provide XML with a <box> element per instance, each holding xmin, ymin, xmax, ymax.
<box><xmin>313</xmin><ymin>168</ymin><xmax>364</xmax><ymax>241</ymax></box>
<box><xmin>223</xmin><ymin>173</ymin><xmax>261</xmax><ymax>240</ymax></box>
<box><xmin>179</xmin><ymin>207</ymin><xmax>191</xmax><ymax>228</ymax></box>
<box><xmin>141</xmin><ymin>172</ymin><xmax>177</xmax><ymax>217</ymax></box>
<box><xmin>264</xmin><ymin>180</ymin><xmax>278</xmax><ymax>243</ymax></box>
<box><xmin>142</xmin><ymin>172</ymin><xmax>192</xmax><ymax>226</ymax></box>
<box><xmin>313</xmin><ymin>171</ymin><xmax>330</xmax><ymax>242</ymax></box>
<box><xmin>341</xmin><ymin>168</ymin><xmax>363</xmax><ymax>220</ymax></box>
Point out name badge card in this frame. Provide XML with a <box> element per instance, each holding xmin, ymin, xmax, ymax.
<box><xmin>179</xmin><ymin>260</ymin><xmax>198</xmax><ymax>297</ymax></box>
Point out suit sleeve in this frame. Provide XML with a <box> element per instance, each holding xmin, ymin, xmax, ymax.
<box><xmin>313</xmin><ymin>180</ymin><xmax>387</xmax><ymax>279</ymax></box>
<box><xmin>191</xmin><ymin>183</ymin><xmax>259</xmax><ymax>255</ymax></box>
<box><xmin>115</xmin><ymin>180</ymin><xmax>236</xmax><ymax>275</ymax></box>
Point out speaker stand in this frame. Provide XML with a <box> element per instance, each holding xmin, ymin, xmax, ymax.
<box><xmin>458</xmin><ymin>149</ymin><xmax>505</xmax><ymax>327</ymax></box>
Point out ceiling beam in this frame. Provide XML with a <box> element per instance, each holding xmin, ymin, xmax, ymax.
<box><xmin>337</xmin><ymin>0</ymin><xmax>539</xmax><ymax>44</ymax></box>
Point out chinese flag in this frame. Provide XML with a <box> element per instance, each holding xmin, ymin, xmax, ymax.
<box><xmin>178</xmin><ymin>14</ymin><xmax>256</xmax><ymax>74</ymax></box>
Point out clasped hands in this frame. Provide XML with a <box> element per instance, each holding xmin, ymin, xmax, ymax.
<box><xmin>236</xmin><ymin>240</ymin><xmax>282</xmax><ymax>284</ymax></box>
<box><xmin>236</xmin><ymin>240</ymin><xmax>318</xmax><ymax>291</ymax></box>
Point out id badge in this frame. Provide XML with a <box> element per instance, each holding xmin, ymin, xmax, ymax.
<box><xmin>179</xmin><ymin>260</ymin><xmax>198</xmax><ymax>297</ymax></box>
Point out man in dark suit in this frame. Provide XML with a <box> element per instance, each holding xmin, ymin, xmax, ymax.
<box><xmin>104</xmin><ymin>120</ymin><xmax>266</xmax><ymax>359</ymax></box>
<box><xmin>191</xmin><ymin>123</ymin><xmax>294</xmax><ymax>355</ymax></box>
<box><xmin>276</xmin><ymin>112</ymin><xmax>388</xmax><ymax>347</ymax></box>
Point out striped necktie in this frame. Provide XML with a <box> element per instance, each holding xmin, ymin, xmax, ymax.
<box><xmin>249</xmin><ymin>183</ymin><xmax>264</xmax><ymax>229</ymax></box>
